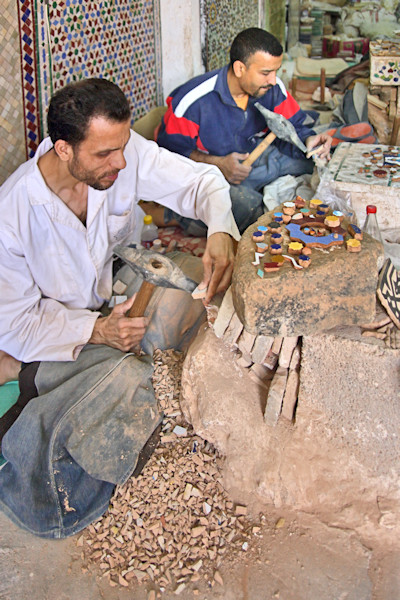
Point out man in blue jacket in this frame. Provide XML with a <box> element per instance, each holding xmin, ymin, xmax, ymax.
<box><xmin>154</xmin><ymin>27</ymin><xmax>332</xmax><ymax>234</ymax></box>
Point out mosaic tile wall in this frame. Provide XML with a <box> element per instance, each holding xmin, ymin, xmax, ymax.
<box><xmin>1</xmin><ymin>0</ymin><xmax>162</xmax><ymax>182</ymax></box>
<box><xmin>200</xmin><ymin>0</ymin><xmax>261</xmax><ymax>71</ymax></box>
<box><xmin>0</xmin><ymin>1</ymin><xmax>26</xmax><ymax>185</ymax></box>
<box><xmin>38</xmin><ymin>0</ymin><xmax>162</xmax><ymax>134</ymax></box>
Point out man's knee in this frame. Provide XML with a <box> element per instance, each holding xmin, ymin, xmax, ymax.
<box><xmin>229</xmin><ymin>185</ymin><xmax>264</xmax><ymax>233</ymax></box>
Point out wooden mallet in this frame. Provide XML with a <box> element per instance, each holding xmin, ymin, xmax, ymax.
<box><xmin>113</xmin><ymin>245</ymin><xmax>197</xmax><ymax>318</ymax></box>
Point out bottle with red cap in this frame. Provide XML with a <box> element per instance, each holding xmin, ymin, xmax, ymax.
<box><xmin>362</xmin><ymin>205</ymin><xmax>383</xmax><ymax>245</ymax></box>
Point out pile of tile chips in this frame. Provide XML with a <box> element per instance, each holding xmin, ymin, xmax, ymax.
<box><xmin>79</xmin><ymin>349</ymin><xmax>260</xmax><ymax>595</ymax></box>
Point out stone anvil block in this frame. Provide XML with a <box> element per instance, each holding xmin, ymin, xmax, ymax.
<box><xmin>232</xmin><ymin>212</ymin><xmax>384</xmax><ymax>337</ymax></box>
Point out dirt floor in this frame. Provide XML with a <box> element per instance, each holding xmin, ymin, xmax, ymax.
<box><xmin>0</xmin><ymin>350</ymin><xmax>398</xmax><ymax>600</ymax></box>
<box><xmin>1</xmin><ymin>506</ymin><xmax>399</xmax><ymax>600</ymax></box>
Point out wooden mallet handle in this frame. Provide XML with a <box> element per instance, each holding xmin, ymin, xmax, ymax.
<box><xmin>320</xmin><ymin>68</ymin><xmax>326</xmax><ymax>104</ymax></box>
<box><xmin>128</xmin><ymin>280</ymin><xmax>156</xmax><ymax>318</ymax></box>
<box><xmin>242</xmin><ymin>131</ymin><xmax>276</xmax><ymax>167</ymax></box>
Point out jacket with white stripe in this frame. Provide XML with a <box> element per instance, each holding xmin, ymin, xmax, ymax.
<box><xmin>157</xmin><ymin>64</ymin><xmax>315</xmax><ymax>160</ymax></box>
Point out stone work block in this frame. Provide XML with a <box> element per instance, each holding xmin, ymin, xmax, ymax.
<box><xmin>232</xmin><ymin>214</ymin><xmax>383</xmax><ymax>337</ymax></box>
<box><xmin>300</xmin><ymin>329</ymin><xmax>400</xmax><ymax>474</ymax></box>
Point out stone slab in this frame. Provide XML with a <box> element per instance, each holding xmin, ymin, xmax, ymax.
<box><xmin>232</xmin><ymin>208</ymin><xmax>384</xmax><ymax>337</ymax></box>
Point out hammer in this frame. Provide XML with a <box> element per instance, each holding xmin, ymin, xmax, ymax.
<box><xmin>242</xmin><ymin>103</ymin><xmax>307</xmax><ymax>167</ymax></box>
<box><xmin>113</xmin><ymin>245</ymin><xmax>197</xmax><ymax>317</ymax></box>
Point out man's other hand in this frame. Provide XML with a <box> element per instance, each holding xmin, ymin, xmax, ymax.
<box><xmin>305</xmin><ymin>133</ymin><xmax>332</xmax><ymax>160</ymax></box>
<box><xmin>89</xmin><ymin>295</ymin><xmax>148</xmax><ymax>352</ymax></box>
<box><xmin>200</xmin><ymin>232</ymin><xmax>235</xmax><ymax>304</ymax></box>
<box><xmin>216</xmin><ymin>152</ymin><xmax>252</xmax><ymax>184</ymax></box>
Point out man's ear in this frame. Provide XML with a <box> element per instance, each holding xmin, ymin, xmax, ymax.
<box><xmin>53</xmin><ymin>139</ymin><xmax>74</xmax><ymax>162</ymax></box>
<box><xmin>232</xmin><ymin>60</ymin><xmax>246</xmax><ymax>79</ymax></box>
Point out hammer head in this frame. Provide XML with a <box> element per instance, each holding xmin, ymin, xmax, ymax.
<box><xmin>255</xmin><ymin>103</ymin><xmax>307</xmax><ymax>154</ymax></box>
<box><xmin>114</xmin><ymin>245</ymin><xmax>197</xmax><ymax>293</ymax></box>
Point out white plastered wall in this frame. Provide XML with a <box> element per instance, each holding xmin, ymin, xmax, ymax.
<box><xmin>160</xmin><ymin>0</ymin><xmax>204</xmax><ymax>103</ymax></box>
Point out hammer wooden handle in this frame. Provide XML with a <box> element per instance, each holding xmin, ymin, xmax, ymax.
<box><xmin>128</xmin><ymin>280</ymin><xmax>156</xmax><ymax>318</ymax></box>
<box><xmin>242</xmin><ymin>132</ymin><xmax>276</xmax><ymax>167</ymax></box>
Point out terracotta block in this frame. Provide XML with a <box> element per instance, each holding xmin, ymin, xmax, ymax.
<box><xmin>289</xmin><ymin>344</ymin><xmax>301</xmax><ymax>370</ymax></box>
<box><xmin>251</xmin><ymin>335</ymin><xmax>274</xmax><ymax>364</ymax></box>
<box><xmin>281</xmin><ymin>369</ymin><xmax>300</xmax><ymax>421</ymax></box>
<box><xmin>237</xmin><ymin>328</ymin><xmax>257</xmax><ymax>355</ymax></box>
<box><xmin>249</xmin><ymin>362</ymin><xmax>274</xmax><ymax>381</ymax></box>
<box><xmin>213</xmin><ymin>287</ymin><xmax>235</xmax><ymax>338</ymax></box>
<box><xmin>223</xmin><ymin>312</ymin><xmax>243</xmax><ymax>347</ymax></box>
<box><xmin>278</xmin><ymin>336</ymin><xmax>299</xmax><ymax>368</ymax></box>
<box><xmin>264</xmin><ymin>367</ymin><xmax>288</xmax><ymax>426</ymax></box>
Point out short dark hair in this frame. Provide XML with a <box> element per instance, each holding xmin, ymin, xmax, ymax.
<box><xmin>230</xmin><ymin>28</ymin><xmax>283</xmax><ymax>67</ymax></box>
<box><xmin>47</xmin><ymin>78</ymin><xmax>131</xmax><ymax>147</ymax></box>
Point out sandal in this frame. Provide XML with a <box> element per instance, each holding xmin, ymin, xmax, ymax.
<box><xmin>326</xmin><ymin>122</ymin><xmax>377</xmax><ymax>147</ymax></box>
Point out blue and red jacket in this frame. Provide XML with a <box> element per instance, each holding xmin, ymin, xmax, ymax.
<box><xmin>157</xmin><ymin>65</ymin><xmax>315</xmax><ymax>160</ymax></box>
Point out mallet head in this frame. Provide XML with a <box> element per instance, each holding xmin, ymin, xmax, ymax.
<box><xmin>113</xmin><ymin>245</ymin><xmax>197</xmax><ymax>293</ymax></box>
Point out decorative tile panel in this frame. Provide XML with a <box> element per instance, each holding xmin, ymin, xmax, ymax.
<box><xmin>37</xmin><ymin>0</ymin><xmax>162</xmax><ymax>135</ymax></box>
<box><xmin>200</xmin><ymin>0</ymin><xmax>261</xmax><ymax>71</ymax></box>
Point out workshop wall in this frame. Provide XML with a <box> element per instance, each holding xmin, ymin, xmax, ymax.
<box><xmin>0</xmin><ymin>0</ymin><xmax>163</xmax><ymax>185</ymax></box>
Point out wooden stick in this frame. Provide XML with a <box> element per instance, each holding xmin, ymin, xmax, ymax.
<box><xmin>242</xmin><ymin>132</ymin><xmax>276</xmax><ymax>167</ymax></box>
<box><xmin>291</xmin><ymin>75</ymin><xmax>297</xmax><ymax>100</ymax></box>
<box><xmin>367</xmin><ymin>94</ymin><xmax>388</xmax><ymax>111</ymax></box>
<box><xmin>128</xmin><ymin>280</ymin><xmax>156</xmax><ymax>317</ymax></box>
<box><xmin>320</xmin><ymin>68</ymin><xmax>326</xmax><ymax>105</ymax></box>
<box><xmin>390</xmin><ymin>115</ymin><xmax>400</xmax><ymax>145</ymax></box>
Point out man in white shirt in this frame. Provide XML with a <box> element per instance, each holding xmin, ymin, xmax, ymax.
<box><xmin>0</xmin><ymin>78</ymin><xmax>240</xmax><ymax>537</ymax></box>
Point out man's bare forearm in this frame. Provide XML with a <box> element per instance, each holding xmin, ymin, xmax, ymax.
<box><xmin>190</xmin><ymin>149</ymin><xmax>223</xmax><ymax>170</ymax></box>
<box><xmin>189</xmin><ymin>150</ymin><xmax>251</xmax><ymax>184</ymax></box>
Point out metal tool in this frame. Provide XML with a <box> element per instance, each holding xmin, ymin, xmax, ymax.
<box><xmin>242</xmin><ymin>103</ymin><xmax>307</xmax><ymax>167</ymax></box>
<box><xmin>113</xmin><ymin>245</ymin><xmax>197</xmax><ymax>317</ymax></box>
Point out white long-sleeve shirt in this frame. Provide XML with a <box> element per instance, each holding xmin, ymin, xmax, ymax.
<box><xmin>0</xmin><ymin>131</ymin><xmax>240</xmax><ymax>362</ymax></box>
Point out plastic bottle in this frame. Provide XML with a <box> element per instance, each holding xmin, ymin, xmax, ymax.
<box><xmin>362</xmin><ymin>205</ymin><xmax>383</xmax><ymax>245</ymax></box>
<box><xmin>141</xmin><ymin>215</ymin><xmax>159</xmax><ymax>249</ymax></box>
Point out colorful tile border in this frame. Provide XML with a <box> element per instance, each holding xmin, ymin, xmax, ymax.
<box><xmin>17</xmin><ymin>0</ymin><xmax>42</xmax><ymax>158</ymax></box>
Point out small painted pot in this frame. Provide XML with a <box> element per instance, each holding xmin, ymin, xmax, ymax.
<box><xmin>346</xmin><ymin>239</ymin><xmax>361</xmax><ymax>253</ymax></box>
<box><xmin>332</xmin><ymin>210</ymin><xmax>344</xmax><ymax>223</ymax></box>
<box><xmin>310</xmin><ymin>198</ymin><xmax>322</xmax><ymax>210</ymax></box>
<box><xmin>288</xmin><ymin>241</ymin><xmax>303</xmax><ymax>255</ymax></box>
<box><xmin>270</xmin><ymin>232</ymin><xmax>283</xmax><ymax>244</ymax></box>
<box><xmin>298</xmin><ymin>254</ymin><xmax>311</xmax><ymax>268</ymax></box>
<box><xmin>252</xmin><ymin>231</ymin><xmax>265</xmax><ymax>242</ymax></box>
<box><xmin>256</xmin><ymin>242</ymin><xmax>268</xmax><ymax>254</ymax></box>
<box><xmin>268</xmin><ymin>222</ymin><xmax>282</xmax><ymax>233</ymax></box>
<box><xmin>270</xmin><ymin>243</ymin><xmax>283</xmax><ymax>255</ymax></box>
<box><xmin>282</xmin><ymin>201</ymin><xmax>296</xmax><ymax>216</ymax></box>
<box><xmin>324</xmin><ymin>215</ymin><xmax>340</xmax><ymax>229</ymax></box>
